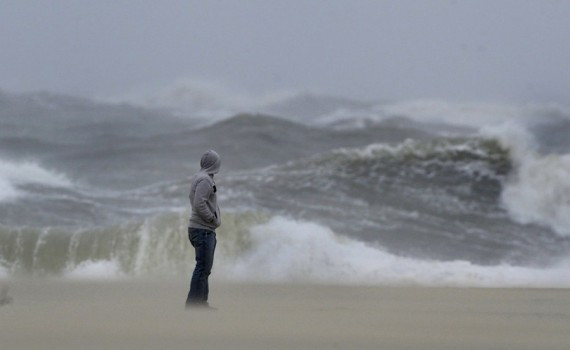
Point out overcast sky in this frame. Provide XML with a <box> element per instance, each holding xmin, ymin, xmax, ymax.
<box><xmin>1</xmin><ymin>0</ymin><xmax>569</xmax><ymax>103</ymax></box>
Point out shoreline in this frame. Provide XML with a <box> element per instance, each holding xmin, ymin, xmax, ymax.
<box><xmin>1</xmin><ymin>278</ymin><xmax>569</xmax><ymax>349</ymax></box>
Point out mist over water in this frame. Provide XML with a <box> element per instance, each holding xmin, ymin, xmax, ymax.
<box><xmin>1</xmin><ymin>87</ymin><xmax>570</xmax><ymax>287</ymax></box>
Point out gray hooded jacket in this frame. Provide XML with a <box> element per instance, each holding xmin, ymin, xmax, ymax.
<box><xmin>188</xmin><ymin>150</ymin><xmax>221</xmax><ymax>231</ymax></box>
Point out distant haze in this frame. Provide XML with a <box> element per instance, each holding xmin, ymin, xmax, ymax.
<box><xmin>1</xmin><ymin>0</ymin><xmax>569</xmax><ymax>104</ymax></box>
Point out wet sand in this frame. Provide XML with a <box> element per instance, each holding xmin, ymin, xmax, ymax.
<box><xmin>0</xmin><ymin>279</ymin><xmax>569</xmax><ymax>350</ymax></box>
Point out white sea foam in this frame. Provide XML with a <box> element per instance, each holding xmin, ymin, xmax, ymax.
<box><xmin>64</xmin><ymin>260</ymin><xmax>123</xmax><ymax>280</ymax></box>
<box><xmin>218</xmin><ymin>217</ymin><xmax>570</xmax><ymax>287</ymax></box>
<box><xmin>0</xmin><ymin>159</ymin><xmax>72</xmax><ymax>202</ymax></box>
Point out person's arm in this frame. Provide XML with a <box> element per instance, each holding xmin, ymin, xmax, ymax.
<box><xmin>193</xmin><ymin>180</ymin><xmax>216</xmax><ymax>223</ymax></box>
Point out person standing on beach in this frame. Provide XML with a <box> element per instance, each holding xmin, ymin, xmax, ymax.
<box><xmin>186</xmin><ymin>150</ymin><xmax>221</xmax><ymax>308</ymax></box>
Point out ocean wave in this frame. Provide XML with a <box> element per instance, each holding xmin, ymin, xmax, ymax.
<box><xmin>1</xmin><ymin>213</ymin><xmax>568</xmax><ymax>287</ymax></box>
<box><xmin>3</xmin><ymin>89</ymin><xmax>570</xmax><ymax>274</ymax></box>
<box><xmin>234</xmin><ymin>137</ymin><xmax>511</xmax><ymax>203</ymax></box>
<box><xmin>220</xmin><ymin>217</ymin><xmax>570</xmax><ymax>287</ymax></box>
<box><xmin>112</xmin><ymin>81</ymin><xmax>570</xmax><ymax>132</ymax></box>
<box><xmin>314</xmin><ymin>132</ymin><xmax>570</xmax><ymax>239</ymax></box>
<box><xmin>0</xmin><ymin>159</ymin><xmax>72</xmax><ymax>202</ymax></box>
<box><xmin>218</xmin><ymin>136</ymin><xmax>570</xmax><ymax>264</ymax></box>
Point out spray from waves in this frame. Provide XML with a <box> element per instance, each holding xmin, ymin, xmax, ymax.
<box><xmin>111</xmin><ymin>80</ymin><xmax>380</xmax><ymax>126</ymax></box>
<box><xmin>0</xmin><ymin>159</ymin><xmax>72</xmax><ymax>202</ymax></box>
<box><xmin>502</xmin><ymin>151</ymin><xmax>570</xmax><ymax>237</ymax></box>
<box><xmin>374</xmin><ymin>100</ymin><xmax>528</xmax><ymax>128</ymax></box>
<box><xmin>478</xmin><ymin>122</ymin><xmax>570</xmax><ymax>237</ymax></box>
<box><xmin>368</xmin><ymin>99</ymin><xmax>570</xmax><ymax>129</ymax></box>
<box><xmin>112</xmin><ymin>79</ymin><xmax>297</xmax><ymax>121</ymax></box>
<box><xmin>106</xmin><ymin>79</ymin><xmax>570</xmax><ymax>135</ymax></box>
<box><xmin>1</xmin><ymin>211</ymin><xmax>569</xmax><ymax>287</ymax></box>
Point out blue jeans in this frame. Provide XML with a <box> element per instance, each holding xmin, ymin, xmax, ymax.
<box><xmin>186</xmin><ymin>228</ymin><xmax>217</xmax><ymax>306</ymax></box>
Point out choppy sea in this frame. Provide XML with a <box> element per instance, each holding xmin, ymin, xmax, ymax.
<box><xmin>1</xmin><ymin>89</ymin><xmax>569</xmax><ymax>287</ymax></box>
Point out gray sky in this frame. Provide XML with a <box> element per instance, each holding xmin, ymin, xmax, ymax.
<box><xmin>1</xmin><ymin>0</ymin><xmax>569</xmax><ymax>103</ymax></box>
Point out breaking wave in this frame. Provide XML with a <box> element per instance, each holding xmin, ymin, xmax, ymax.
<box><xmin>502</xmin><ymin>152</ymin><xmax>570</xmax><ymax>237</ymax></box>
<box><xmin>221</xmin><ymin>217</ymin><xmax>570</xmax><ymax>287</ymax></box>
<box><xmin>1</xmin><ymin>213</ymin><xmax>569</xmax><ymax>287</ymax></box>
<box><xmin>481</xmin><ymin>122</ymin><xmax>570</xmax><ymax>237</ymax></box>
<box><xmin>333</xmin><ymin>134</ymin><xmax>570</xmax><ymax>239</ymax></box>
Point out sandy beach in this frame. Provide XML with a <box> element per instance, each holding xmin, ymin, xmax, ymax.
<box><xmin>0</xmin><ymin>279</ymin><xmax>568</xmax><ymax>350</ymax></box>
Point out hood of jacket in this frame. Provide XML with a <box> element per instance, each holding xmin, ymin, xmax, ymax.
<box><xmin>200</xmin><ymin>150</ymin><xmax>221</xmax><ymax>175</ymax></box>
